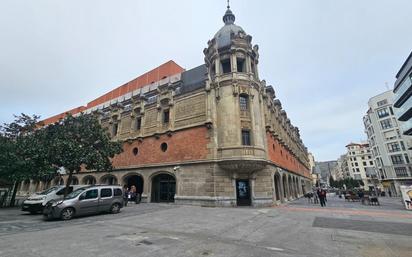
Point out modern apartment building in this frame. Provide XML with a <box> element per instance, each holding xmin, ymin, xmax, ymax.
<box><xmin>393</xmin><ymin>51</ymin><xmax>412</xmax><ymax>136</ymax></box>
<box><xmin>364</xmin><ymin>90</ymin><xmax>412</xmax><ymax>196</ymax></box>
<box><xmin>344</xmin><ymin>142</ymin><xmax>377</xmax><ymax>191</ymax></box>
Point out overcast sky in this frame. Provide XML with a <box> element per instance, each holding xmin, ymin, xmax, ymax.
<box><xmin>1</xmin><ymin>0</ymin><xmax>411</xmax><ymax>161</ymax></box>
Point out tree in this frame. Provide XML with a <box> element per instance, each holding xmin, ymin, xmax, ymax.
<box><xmin>0</xmin><ymin>114</ymin><xmax>53</xmax><ymax>206</ymax></box>
<box><xmin>45</xmin><ymin>114</ymin><xmax>123</xmax><ymax>196</ymax></box>
<box><xmin>329</xmin><ymin>175</ymin><xmax>335</xmax><ymax>188</ymax></box>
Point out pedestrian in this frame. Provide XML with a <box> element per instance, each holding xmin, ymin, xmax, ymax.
<box><xmin>318</xmin><ymin>188</ymin><xmax>326</xmax><ymax>207</ymax></box>
<box><xmin>388</xmin><ymin>190</ymin><xmax>392</xmax><ymax>197</ymax></box>
<box><xmin>123</xmin><ymin>185</ymin><xmax>129</xmax><ymax>207</ymax></box>
<box><xmin>313</xmin><ymin>190</ymin><xmax>319</xmax><ymax>204</ymax></box>
<box><xmin>130</xmin><ymin>185</ymin><xmax>137</xmax><ymax>203</ymax></box>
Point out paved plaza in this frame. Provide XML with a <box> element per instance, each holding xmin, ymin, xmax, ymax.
<box><xmin>0</xmin><ymin>195</ymin><xmax>411</xmax><ymax>257</ymax></box>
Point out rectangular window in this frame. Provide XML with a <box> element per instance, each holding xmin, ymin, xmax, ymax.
<box><xmin>380</xmin><ymin>119</ymin><xmax>392</xmax><ymax>129</ymax></box>
<box><xmin>241</xmin><ymin>130</ymin><xmax>251</xmax><ymax>146</ymax></box>
<box><xmin>389</xmin><ymin>107</ymin><xmax>394</xmax><ymax>115</ymax></box>
<box><xmin>355</xmin><ymin>162</ymin><xmax>358</xmax><ymax>166</ymax></box>
<box><xmin>163</xmin><ymin>110</ymin><xmax>170</xmax><ymax>123</ymax></box>
<box><xmin>387</xmin><ymin>142</ymin><xmax>400</xmax><ymax>152</ymax></box>
<box><xmin>377</xmin><ymin>99</ymin><xmax>388</xmax><ymax>106</ymax></box>
<box><xmin>404</xmin><ymin>154</ymin><xmax>410</xmax><ymax>164</ymax></box>
<box><xmin>221</xmin><ymin>59</ymin><xmax>231</xmax><ymax>74</ymax></box>
<box><xmin>377</xmin><ymin>108</ymin><xmax>389</xmax><ymax>118</ymax></box>
<box><xmin>400</xmin><ymin>141</ymin><xmax>406</xmax><ymax>151</ymax></box>
<box><xmin>236</xmin><ymin>58</ymin><xmax>245</xmax><ymax>72</ymax></box>
<box><xmin>356</xmin><ymin>168</ymin><xmax>360</xmax><ymax>172</ymax></box>
<box><xmin>391</xmin><ymin>155</ymin><xmax>404</xmax><ymax>165</ymax></box>
<box><xmin>395</xmin><ymin>167</ymin><xmax>408</xmax><ymax>177</ymax></box>
<box><xmin>100</xmin><ymin>188</ymin><xmax>112</xmax><ymax>198</ymax></box>
<box><xmin>369</xmin><ymin>161</ymin><xmax>373</xmax><ymax>165</ymax></box>
<box><xmin>363</xmin><ymin>162</ymin><xmax>367</xmax><ymax>166</ymax></box>
<box><xmin>136</xmin><ymin>117</ymin><xmax>141</xmax><ymax>130</ymax></box>
<box><xmin>239</xmin><ymin>95</ymin><xmax>248</xmax><ymax>111</ymax></box>
<box><xmin>112</xmin><ymin>123</ymin><xmax>118</xmax><ymax>136</ymax></box>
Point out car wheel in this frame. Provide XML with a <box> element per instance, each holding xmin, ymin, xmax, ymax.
<box><xmin>110</xmin><ymin>203</ymin><xmax>120</xmax><ymax>214</ymax></box>
<box><xmin>61</xmin><ymin>208</ymin><xmax>75</xmax><ymax>220</ymax></box>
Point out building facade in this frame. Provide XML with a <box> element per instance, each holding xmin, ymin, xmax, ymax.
<box><xmin>393</xmin><ymin>51</ymin><xmax>412</xmax><ymax>136</ymax></box>
<box><xmin>17</xmin><ymin>6</ymin><xmax>311</xmax><ymax>207</ymax></box>
<box><xmin>344</xmin><ymin>142</ymin><xmax>378</xmax><ymax>191</ymax></box>
<box><xmin>364</xmin><ymin>90</ymin><xmax>412</xmax><ymax>196</ymax></box>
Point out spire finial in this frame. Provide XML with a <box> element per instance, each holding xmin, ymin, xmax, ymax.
<box><xmin>223</xmin><ymin>0</ymin><xmax>235</xmax><ymax>24</ymax></box>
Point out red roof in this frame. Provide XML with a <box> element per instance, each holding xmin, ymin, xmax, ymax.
<box><xmin>41</xmin><ymin>60</ymin><xmax>185</xmax><ymax>125</ymax></box>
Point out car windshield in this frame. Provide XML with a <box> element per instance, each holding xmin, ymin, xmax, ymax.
<box><xmin>38</xmin><ymin>186</ymin><xmax>59</xmax><ymax>195</ymax></box>
<box><xmin>64</xmin><ymin>188</ymin><xmax>87</xmax><ymax>199</ymax></box>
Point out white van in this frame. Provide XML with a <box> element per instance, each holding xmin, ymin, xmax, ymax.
<box><xmin>22</xmin><ymin>185</ymin><xmax>87</xmax><ymax>214</ymax></box>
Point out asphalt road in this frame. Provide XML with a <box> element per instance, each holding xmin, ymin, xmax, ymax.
<box><xmin>0</xmin><ymin>196</ymin><xmax>411</xmax><ymax>257</ymax></box>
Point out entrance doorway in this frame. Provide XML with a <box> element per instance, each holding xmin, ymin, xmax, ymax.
<box><xmin>151</xmin><ymin>174</ymin><xmax>176</xmax><ymax>203</ymax></box>
<box><xmin>125</xmin><ymin>175</ymin><xmax>144</xmax><ymax>196</ymax></box>
<box><xmin>236</xmin><ymin>179</ymin><xmax>251</xmax><ymax>206</ymax></box>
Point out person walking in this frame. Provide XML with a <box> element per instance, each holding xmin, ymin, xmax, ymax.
<box><xmin>318</xmin><ymin>188</ymin><xmax>326</xmax><ymax>207</ymax></box>
<box><xmin>123</xmin><ymin>185</ymin><xmax>129</xmax><ymax>207</ymax></box>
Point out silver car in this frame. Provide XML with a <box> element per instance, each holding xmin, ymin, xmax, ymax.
<box><xmin>43</xmin><ymin>185</ymin><xmax>124</xmax><ymax>220</ymax></box>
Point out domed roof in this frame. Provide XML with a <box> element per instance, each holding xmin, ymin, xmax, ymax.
<box><xmin>213</xmin><ymin>6</ymin><xmax>245</xmax><ymax>49</ymax></box>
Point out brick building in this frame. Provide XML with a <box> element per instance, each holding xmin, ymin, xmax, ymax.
<box><xmin>18</xmin><ymin>5</ymin><xmax>311</xmax><ymax>207</ymax></box>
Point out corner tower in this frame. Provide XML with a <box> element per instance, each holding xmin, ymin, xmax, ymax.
<box><xmin>204</xmin><ymin>5</ymin><xmax>267</xmax><ymax>176</ymax></box>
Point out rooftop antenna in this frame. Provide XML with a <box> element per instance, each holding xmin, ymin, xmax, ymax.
<box><xmin>227</xmin><ymin>0</ymin><xmax>230</xmax><ymax>9</ymax></box>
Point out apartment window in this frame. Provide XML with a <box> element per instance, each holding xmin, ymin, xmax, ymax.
<box><xmin>136</xmin><ymin>117</ymin><xmax>142</xmax><ymax>130</ymax></box>
<box><xmin>236</xmin><ymin>58</ymin><xmax>246</xmax><ymax>73</ymax></box>
<box><xmin>400</xmin><ymin>141</ymin><xmax>406</xmax><ymax>151</ymax></box>
<box><xmin>221</xmin><ymin>59</ymin><xmax>231</xmax><ymax>74</ymax></box>
<box><xmin>369</xmin><ymin>161</ymin><xmax>373</xmax><ymax>165</ymax></box>
<box><xmin>389</xmin><ymin>107</ymin><xmax>394</xmax><ymax>115</ymax></box>
<box><xmin>239</xmin><ymin>94</ymin><xmax>249</xmax><ymax>111</ymax></box>
<box><xmin>363</xmin><ymin>162</ymin><xmax>367</xmax><ymax>166</ymax></box>
<box><xmin>395</xmin><ymin>167</ymin><xmax>408</xmax><ymax>177</ymax></box>
<box><xmin>404</xmin><ymin>154</ymin><xmax>410</xmax><ymax>164</ymax></box>
<box><xmin>377</xmin><ymin>108</ymin><xmax>389</xmax><ymax>118</ymax></box>
<box><xmin>355</xmin><ymin>162</ymin><xmax>358</xmax><ymax>167</ymax></box>
<box><xmin>387</xmin><ymin>142</ymin><xmax>400</xmax><ymax>152</ymax></box>
<box><xmin>391</xmin><ymin>155</ymin><xmax>404</xmax><ymax>165</ymax></box>
<box><xmin>356</xmin><ymin>168</ymin><xmax>360</xmax><ymax>172</ymax></box>
<box><xmin>377</xmin><ymin>99</ymin><xmax>388</xmax><ymax>106</ymax></box>
<box><xmin>380</xmin><ymin>119</ymin><xmax>392</xmax><ymax>129</ymax></box>
<box><xmin>241</xmin><ymin>130</ymin><xmax>251</xmax><ymax>146</ymax></box>
<box><xmin>163</xmin><ymin>110</ymin><xmax>170</xmax><ymax>124</ymax></box>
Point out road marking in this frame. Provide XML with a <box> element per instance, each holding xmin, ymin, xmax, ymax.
<box><xmin>265</xmin><ymin>246</ymin><xmax>284</xmax><ymax>251</ymax></box>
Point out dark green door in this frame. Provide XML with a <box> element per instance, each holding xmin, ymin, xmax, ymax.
<box><xmin>152</xmin><ymin>174</ymin><xmax>176</xmax><ymax>203</ymax></box>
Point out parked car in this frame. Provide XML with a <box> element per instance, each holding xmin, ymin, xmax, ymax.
<box><xmin>43</xmin><ymin>185</ymin><xmax>124</xmax><ymax>220</ymax></box>
<box><xmin>22</xmin><ymin>185</ymin><xmax>87</xmax><ymax>214</ymax></box>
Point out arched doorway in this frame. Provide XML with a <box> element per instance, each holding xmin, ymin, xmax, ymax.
<box><xmin>101</xmin><ymin>174</ymin><xmax>118</xmax><ymax>185</ymax></box>
<box><xmin>82</xmin><ymin>175</ymin><xmax>96</xmax><ymax>185</ymax></box>
<box><xmin>54</xmin><ymin>177</ymin><xmax>64</xmax><ymax>186</ymax></box>
<box><xmin>274</xmin><ymin>173</ymin><xmax>281</xmax><ymax>202</ymax></box>
<box><xmin>282</xmin><ymin>174</ymin><xmax>288</xmax><ymax>199</ymax></box>
<box><xmin>69</xmin><ymin>176</ymin><xmax>79</xmax><ymax>185</ymax></box>
<box><xmin>124</xmin><ymin>174</ymin><xmax>144</xmax><ymax>196</ymax></box>
<box><xmin>288</xmin><ymin>175</ymin><xmax>293</xmax><ymax>199</ymax></box>
<box><xmin>151</xmin><ymin>173</ymin><xmax>175</xmax><ymax>203</ymax></box>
